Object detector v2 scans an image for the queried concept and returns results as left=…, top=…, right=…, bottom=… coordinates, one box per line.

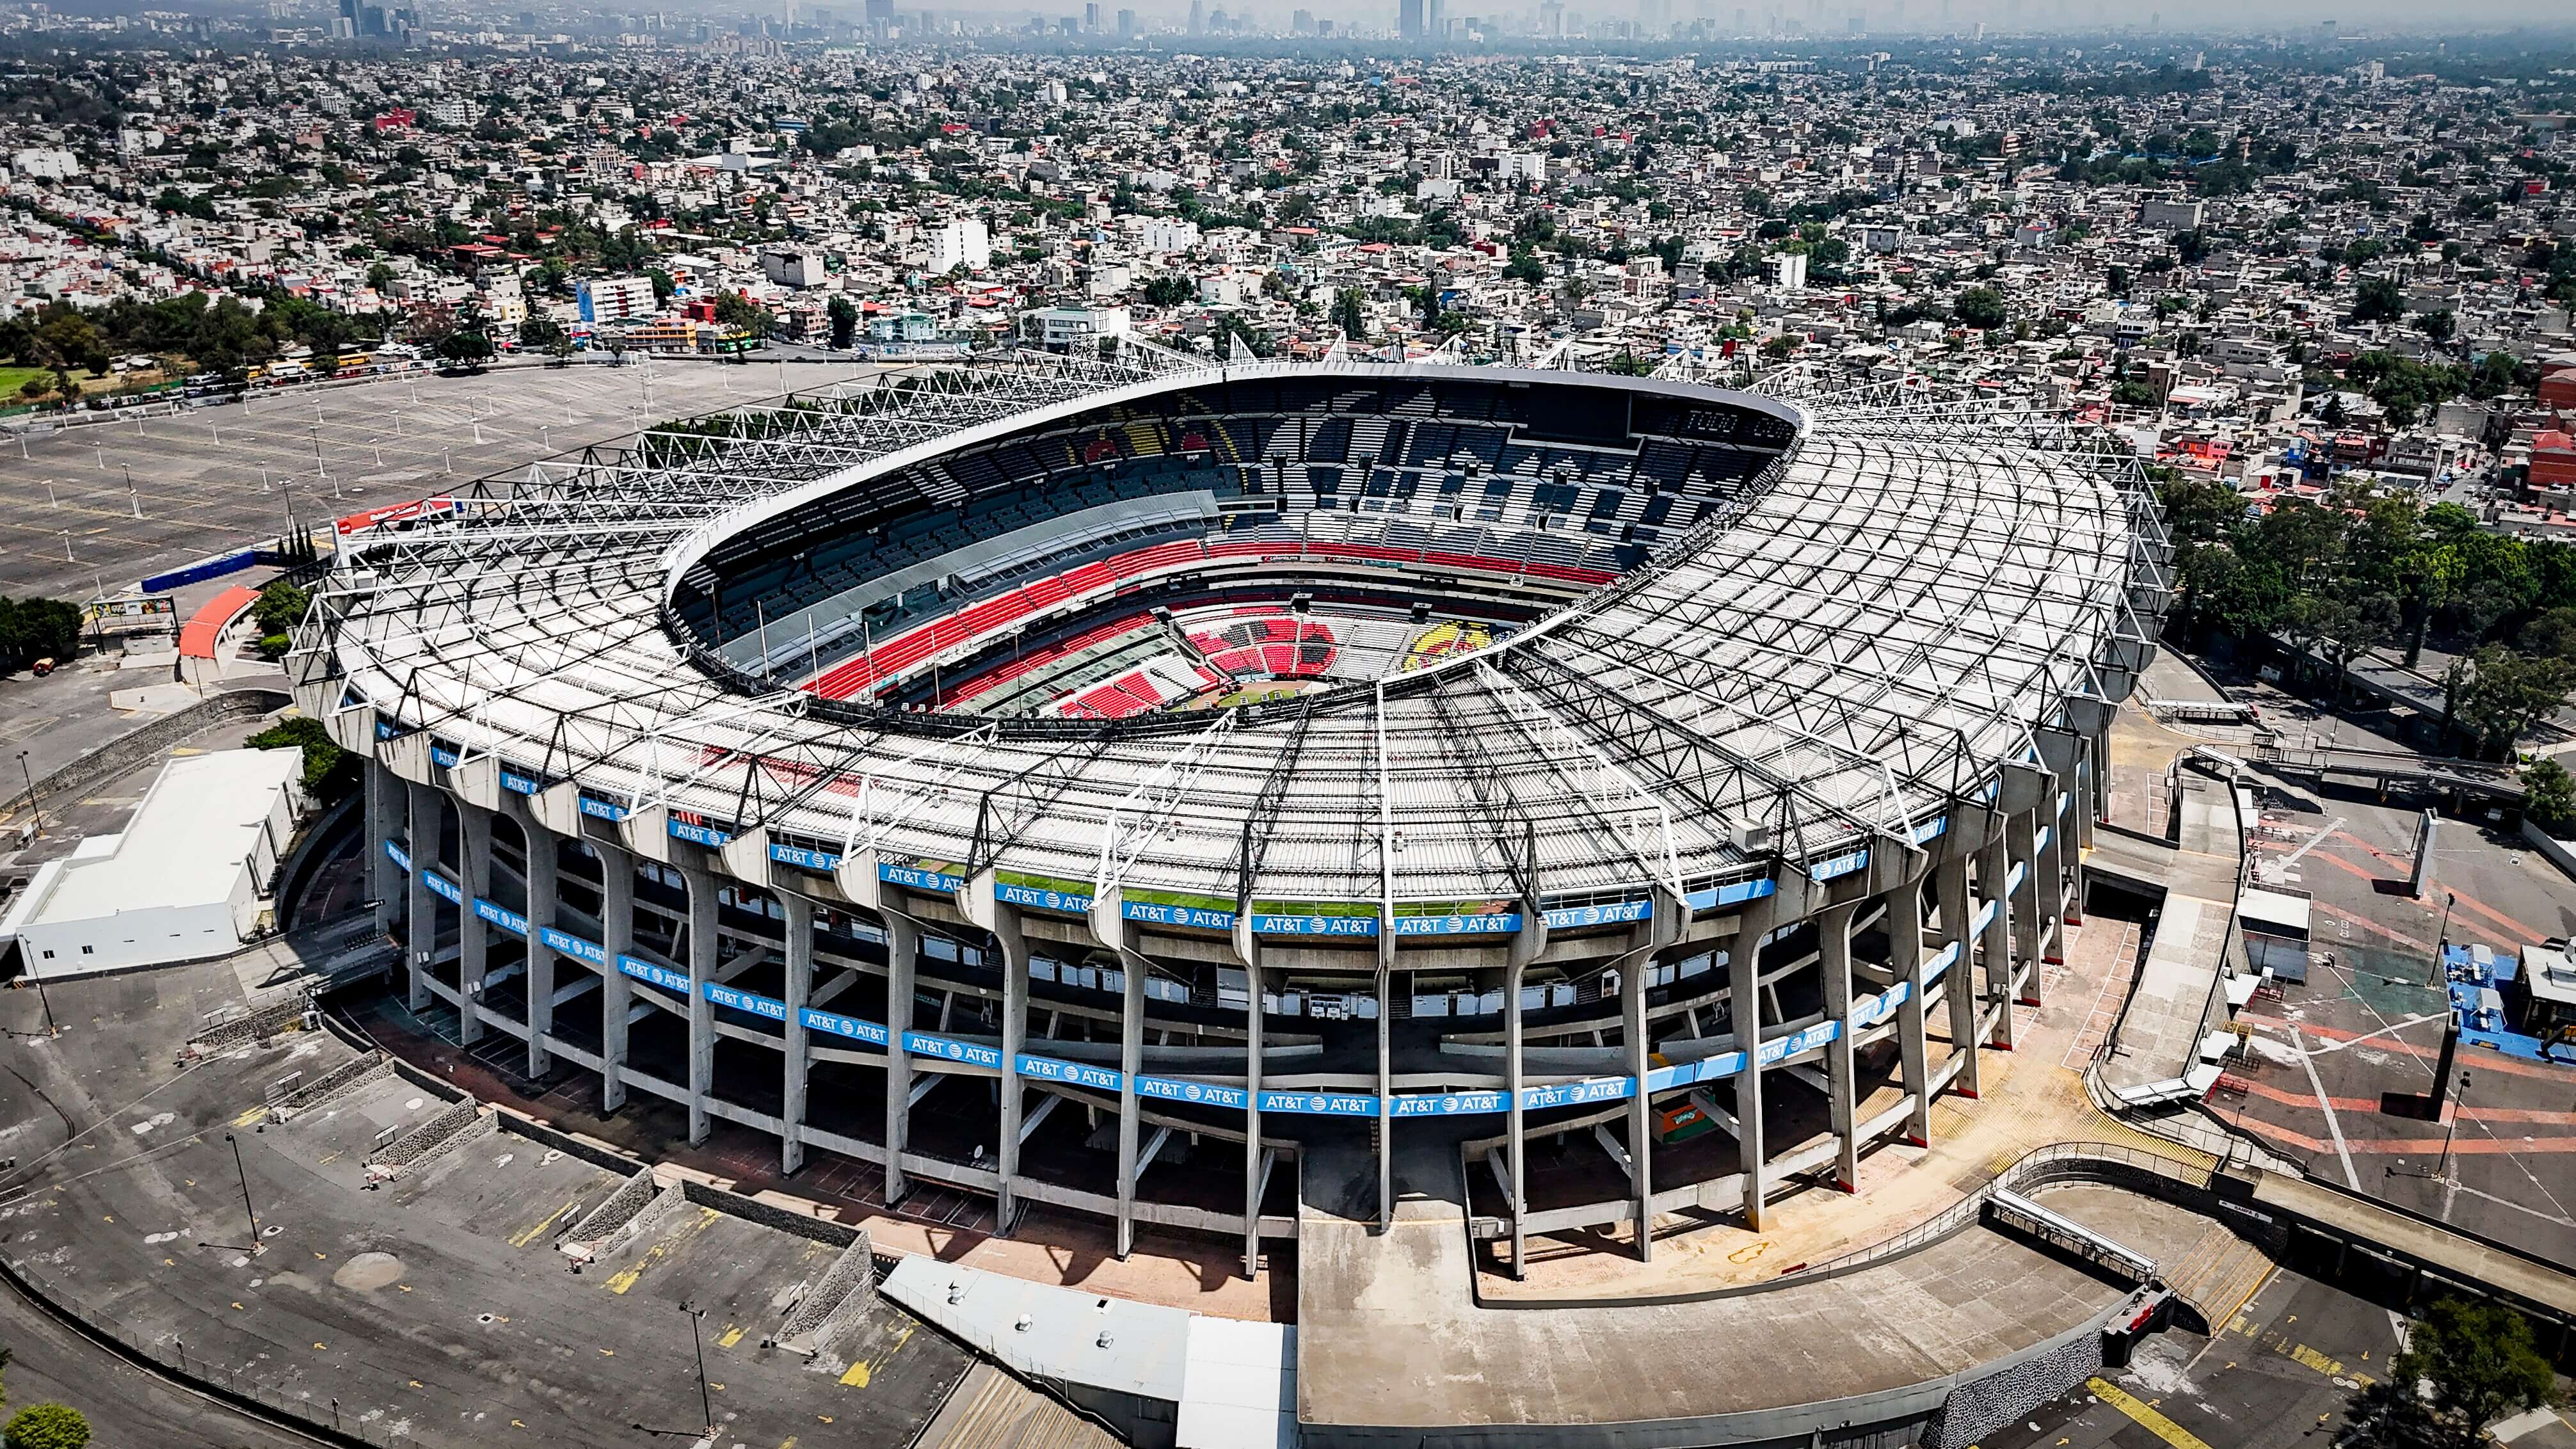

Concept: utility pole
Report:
left=2436, top=1070, right=2471, bottom=1190
left=196, top=1132, right=265, bottom=1254
left=2426, top=890, right=2457, bottom=985
left=16, top=750, right=41, bottom=837
left=630, top=1301, right=717, bottom=1441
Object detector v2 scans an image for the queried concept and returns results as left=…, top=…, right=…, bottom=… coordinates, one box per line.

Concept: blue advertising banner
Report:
left=1251, top=913, right=1378, bottom=939
left=1123, top=901, right=1236, bottom=931
left=1542, top=899, right=1650, bottom=930
left=879, top=862, right=964, bottom=893
left=801, top=1008, right=890, bottom=1046
left=668, top=817, right=733, bottom=848
left=1392, top=912, right=1521, bottom=938
left=997, top=881, right=1094, bottom=915
left=618, top=956, right=691, bottom=995
left=541, top=927, right=606, bottom=968
left=902, top=1030, right=1002, bottom=1069
left=1135, top=1075, right=1248, bottom=1110
left=769, top=842, right=841, bottom=872
left=1014, top=1053, right=1124, bottom=1093
left=705, top=981, right=789, bottom=1023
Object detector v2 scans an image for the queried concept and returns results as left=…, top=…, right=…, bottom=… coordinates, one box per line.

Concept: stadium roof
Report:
left=292, top=353, right=2168, bottom=920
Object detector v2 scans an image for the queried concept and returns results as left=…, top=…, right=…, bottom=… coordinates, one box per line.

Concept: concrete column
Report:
left=992, top=905, right=1030, bottom=1235
left=1729, top=894, right=1778, bottom=1229
left=883, top=911, right=918, bottom=1204
left=1976, top=836, right=2015, bottom=1051
left=1115, top=948, right=1146, bottom=1260
left=780, top=893, right=813, bottom=1176
left=2006, top=807, right=2042, bottom=1004
left=403, top=780, right=440, bottom=1013
left=1620, top=943, right=1653, bottom=1261
left=1818, top=902, right=1860, bottom=1192
left=520, top=812, right=558, bottom=1080
left=682, top=867, right=718, bottom=1147
left=598, top=841, right=636, bottom=1114
left=456, top=806, right=492, bottom=1046
left=1504, top=955, right=1528, bottom=1279
left=1375, top=965, right=1393, bottom=1233
left=365, top=759, right=401, bottom=940
left=1935, top=852, right=1979, bottom=1101
left=1242, top=958, right=1267, bottom=1281
left=1884, top=879, right=1931, bottom=1146
left=2038, top=808, right=2069, bottom=961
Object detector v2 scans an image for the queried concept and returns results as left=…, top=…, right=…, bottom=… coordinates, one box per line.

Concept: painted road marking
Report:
left=837, top=1361, right=870, bottom=1388
left=2086, top=1376, right=2212, bottom=1449
left=605, top=1208, right=718, bottom=1295
left=717, top=1324, right=746, bottom=1349
left=510, top=1198, right=581, bottom=1249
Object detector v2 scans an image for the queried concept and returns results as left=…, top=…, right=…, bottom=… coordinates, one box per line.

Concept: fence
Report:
left=0, top=1243, right=495, bottom=1446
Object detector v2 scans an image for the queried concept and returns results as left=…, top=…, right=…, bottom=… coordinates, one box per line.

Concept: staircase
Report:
left=918, top=1363, right=1123, bottom=1449
left=2159, top=1222, right=2276, bottom=1333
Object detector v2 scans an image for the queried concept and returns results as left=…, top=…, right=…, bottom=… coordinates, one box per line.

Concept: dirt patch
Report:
left=332, top=1251, right=403, bottom=1291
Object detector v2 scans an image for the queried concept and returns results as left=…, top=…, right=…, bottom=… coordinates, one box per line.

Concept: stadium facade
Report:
left=291, top=354, right=2169, bottom=1277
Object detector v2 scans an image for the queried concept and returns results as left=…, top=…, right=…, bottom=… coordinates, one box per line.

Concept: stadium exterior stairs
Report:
left=920, top=1361, right=1123, bottom=1449
left=2157, top=1221, right=2275, bottom=1333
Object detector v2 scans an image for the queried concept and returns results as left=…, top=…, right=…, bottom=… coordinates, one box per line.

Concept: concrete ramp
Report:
left=2100, top=767, right=2248, bottom=1103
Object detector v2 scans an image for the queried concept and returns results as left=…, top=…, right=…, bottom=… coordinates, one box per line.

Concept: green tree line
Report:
left=2161, top=475, right=2576, bottom=758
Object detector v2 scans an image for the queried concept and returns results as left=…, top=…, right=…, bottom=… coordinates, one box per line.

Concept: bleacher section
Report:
left=673, top=372, right=1795, bottom=703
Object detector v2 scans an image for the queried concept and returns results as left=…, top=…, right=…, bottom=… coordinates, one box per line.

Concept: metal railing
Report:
left=1781, top=1140, right=2214, bottom=1289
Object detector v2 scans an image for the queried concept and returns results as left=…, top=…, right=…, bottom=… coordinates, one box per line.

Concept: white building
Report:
left=578, top=275, right=659, bottom=324
left=3, top=749, right=306, bottom=979
left=760, top=246, right=828, bottom=289
left=1139, top=218, right=1202, bottom=255
left=1023, top=305, right=1131, bottom=351
left=1770, top=251, right=1809, bottom=292
left=8, top=148, right=80, bottom=180
left=932, top=218, right=991, bottom=275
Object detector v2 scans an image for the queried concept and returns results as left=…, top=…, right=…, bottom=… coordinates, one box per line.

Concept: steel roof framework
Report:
left=294, top=358, right=2159, bottom=918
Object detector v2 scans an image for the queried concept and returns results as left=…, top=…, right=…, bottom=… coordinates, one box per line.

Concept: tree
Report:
left=519, top=316, right=566, bottom=351
left=2353, top=275, right=2407, bottom=324
left=251, top=579, right=309, bottom=657
left=0, top=596, right=84, bottom=671
left=2, top=1403, right=90, bottom=1449
left=826, top=295, right=858, bottom=350
left=2526, top=759, right=2576, bottom=835
left=246, top=716, right=358, bottom=806
left=1140, top=275, right=1194, bottom=308
left=2518, top=607, right=2576, bottom=664
left=1953, top=286, right=2007, bottom=331
left=435, top=329, right=494, bottom=371
left=2418, top=309, right=2456, bottom=344
left=2340, top=1299, right=2553, bottom=1449
left=710, top=292, right=772, bottom=339
left=2447, top=647, right=2576, bottom=758
left=1332, top=287, right=1368, bottom=342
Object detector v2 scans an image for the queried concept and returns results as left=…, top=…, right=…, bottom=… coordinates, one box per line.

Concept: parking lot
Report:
left=0, top=356, right=867, bottom=601
left=0, top=956, right=972, bottom=1449
left=2140, top=655, right=2576, bottom=1266
left=1981, top=1261, right=2576, bottom=1449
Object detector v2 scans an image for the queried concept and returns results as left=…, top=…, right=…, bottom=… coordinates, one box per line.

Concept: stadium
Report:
left=289, top=350, right=2169, bottom=1280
